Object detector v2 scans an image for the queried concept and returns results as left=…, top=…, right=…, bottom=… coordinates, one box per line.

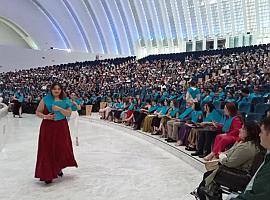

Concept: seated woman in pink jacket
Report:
left=203, top=102, right=243, bottom=161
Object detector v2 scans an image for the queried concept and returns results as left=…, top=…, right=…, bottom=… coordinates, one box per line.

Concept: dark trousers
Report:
left=135, top=112, right=147, bottom=129
left=197, top=171, right=214, bottom=200
left=133, top=111, right=140, bottom=122
left=197, top=130, right=218, bottom=154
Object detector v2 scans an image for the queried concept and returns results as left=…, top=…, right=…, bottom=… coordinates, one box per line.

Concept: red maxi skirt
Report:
left=35, top=118, right=78, bottom=181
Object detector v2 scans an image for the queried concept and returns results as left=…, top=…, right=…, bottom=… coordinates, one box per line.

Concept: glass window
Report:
left=233, top=0, right=245, bottom=33
left=210, top=2, right=221, bottom=35
left=187, top=0, right=198, bottom=37
left=199, top=0, right=209, bottom=36
left=176, top=0, right=188, bottom=39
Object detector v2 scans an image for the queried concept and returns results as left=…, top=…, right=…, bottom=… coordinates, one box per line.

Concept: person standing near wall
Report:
left=13, top=88, right=24, bottom=118
left=69, top=92, right=82, bottom=146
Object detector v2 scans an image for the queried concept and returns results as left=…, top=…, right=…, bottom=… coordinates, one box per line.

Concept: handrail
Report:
left=0, top=103, right=8, bottom=152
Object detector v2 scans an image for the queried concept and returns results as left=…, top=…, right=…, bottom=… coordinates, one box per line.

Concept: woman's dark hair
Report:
left=261, top=116, right=270, bottom=133
left=225, top=102, right=238, bottom=117
left=159, top=100, right=165, bottom=106
left=190, top=81, right=196, bottom=87
left=204, top=102, right=215, bottom=113
left=50, top=82, right=66, bottom=99
left=243, top=121, right=261, bottom=147
left=193, top=102, right=201, bottom=111
left=241, top=88, right=250, bottom=95
left=146, top=99, right=151, bottom=104
left=171, top=100, right=177, bottom=107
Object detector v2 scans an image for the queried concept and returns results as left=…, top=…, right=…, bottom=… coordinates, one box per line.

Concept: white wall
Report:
left=0, top=103, right=8, bottom=152
left=0, top=45, right=128, bottom=72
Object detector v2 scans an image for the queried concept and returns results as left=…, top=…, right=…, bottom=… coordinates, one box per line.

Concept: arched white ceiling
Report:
left=0, top=0, right=269, bottom=55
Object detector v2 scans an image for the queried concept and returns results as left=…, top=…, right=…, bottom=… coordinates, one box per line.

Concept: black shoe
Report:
left=58, top=171, right=64, bottom=177
left=166, top=138, right=176, bottom=143
left=199, top=153, right=209, bottom=158
left=191, top=151, right=203, bottom=156
left=45, top=180, right=52, bottom=184
left=185, top=146, right=197, bottom=151
left=133, top=126, right=139, bottom=130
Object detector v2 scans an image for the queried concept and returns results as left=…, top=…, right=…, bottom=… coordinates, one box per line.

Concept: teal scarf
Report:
left=188, top=87, right=200, bottom=99
left=204, top=110, right=222, bottom=123
left=179, top=107, right=193, bottom=120
left=160, top=106, right=169, bottom=115
left=221, top=116, right=235, bottom=132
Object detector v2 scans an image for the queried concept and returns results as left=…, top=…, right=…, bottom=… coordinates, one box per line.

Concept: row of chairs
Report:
left=215, top=103, right=270, bottom=122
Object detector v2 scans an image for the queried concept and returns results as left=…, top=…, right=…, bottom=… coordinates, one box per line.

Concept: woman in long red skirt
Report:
left=35, top=82, right=78, bottom=184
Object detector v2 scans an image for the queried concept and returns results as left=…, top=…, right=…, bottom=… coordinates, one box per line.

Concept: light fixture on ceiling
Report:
left=50, top=47, right=71, bottom=53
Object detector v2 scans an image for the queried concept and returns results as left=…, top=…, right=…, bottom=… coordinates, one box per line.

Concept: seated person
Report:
left=99, top=97, right=113, bottom=119
left=166, top=105, right=193, bottom=143
left=187, top=102, right=222, bottom=153
left=176, top=102, right=203, bottom=146
left=229, top=117, right=270, bottom=200
left=194, top=121, right=261, bottom=200
left=160, top=100, right=180, bottom=138
left=123, top=98, right=137, bottom=125
left=142, top=101, right=161, bottom=132
left=133, top=99, right=154, bottom=130
left=151, top=100, right=170, bottom=135
left=204, top=102, right=243, bottom=161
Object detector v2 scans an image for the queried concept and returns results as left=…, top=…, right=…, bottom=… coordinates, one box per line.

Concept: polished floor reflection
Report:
left=0, top=114, right=201, bottom=200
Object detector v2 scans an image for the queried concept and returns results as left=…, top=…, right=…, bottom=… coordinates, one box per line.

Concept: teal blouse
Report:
left=160, top=106, right=169, bottom=115
left=43, top=94, right=71, bottom=121
left=191, top=111, right=203, bottom=123
left=169, top=108, right=179, bottom=118
left=15, top=92, right=24, bottom=103
left=204, top=110, right=222, bottom=122
left=71, top=99, right=82, bottom=111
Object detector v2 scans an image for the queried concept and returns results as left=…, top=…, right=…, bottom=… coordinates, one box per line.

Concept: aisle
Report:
left=0, top=114, right=201, bottom=200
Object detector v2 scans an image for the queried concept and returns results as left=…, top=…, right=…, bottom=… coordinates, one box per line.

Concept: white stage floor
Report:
left=0, top=114, right=201, bottom=200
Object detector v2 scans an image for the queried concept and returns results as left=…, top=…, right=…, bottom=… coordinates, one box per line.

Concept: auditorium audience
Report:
left=1, top=42, right=270, bottom=200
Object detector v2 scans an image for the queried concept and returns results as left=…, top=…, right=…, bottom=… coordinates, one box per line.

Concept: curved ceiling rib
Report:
left=0, top=16, right=38, bottom=49
left=115, top=0, right=134, bottom=54
left=62, top=0, right=91, bottom=52
left=141, top=0, right=157, bottom=47
left=128, top=0, right=145, bottom=46
left=31, top=0, right=70, bottom=49
left=100, top=0, right=122, bottom=54
left=82, top=0, right=108, bottom=53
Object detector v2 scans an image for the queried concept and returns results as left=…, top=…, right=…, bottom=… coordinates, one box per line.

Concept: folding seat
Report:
left=238, top=102, right=252, bottom=113
left=245, top=113, right=265, bottom=122
left=254, top=103, right=270, bottom=114
left=251, top=97, right=265, bottom=105
left=213, top=101, right=223, bottom=109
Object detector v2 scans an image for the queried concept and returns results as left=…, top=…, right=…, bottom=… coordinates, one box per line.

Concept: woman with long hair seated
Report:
left=151, top=99, right=170, bottom=135
left=186, top=102, right=222, bottom=152
left=203, top=102, right=243, bottom=161
left=123, top=98, right=136, bottom=125
left=194, top=121, right=261, bottom=200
